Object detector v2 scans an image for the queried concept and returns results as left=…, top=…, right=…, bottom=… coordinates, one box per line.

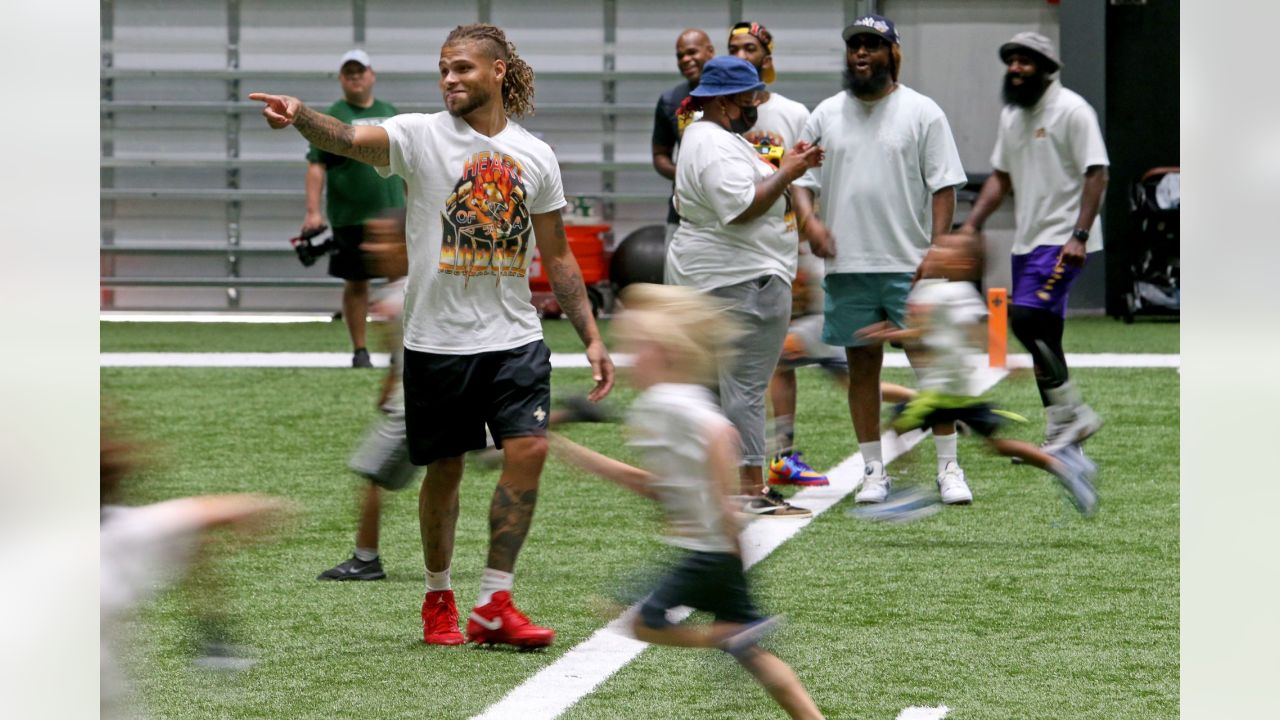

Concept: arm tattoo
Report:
left=486, top=485, right=539, bottom=572
left=294, top=105, right=389, bottom=167
left=545, top=214, right=596, bottom=343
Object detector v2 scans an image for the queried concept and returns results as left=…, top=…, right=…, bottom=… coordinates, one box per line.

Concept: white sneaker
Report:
left=855, top=461, right=891, bottom=504
left=936, top=462, right=973, bottom=504
left=1043, top=404, right=1104, bottom=453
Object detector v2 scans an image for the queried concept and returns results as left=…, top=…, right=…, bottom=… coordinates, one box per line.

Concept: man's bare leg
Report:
left=420, top=456, right=463, bottom=573
left=769, top=368, right=798, bottom=455
left=846, top=345, right=884, bottom=444
left=486, top=435, right=547, bottom=572
left=342, top=279, right=370, bottom=353
left=354, top=482, right=382, bottom=552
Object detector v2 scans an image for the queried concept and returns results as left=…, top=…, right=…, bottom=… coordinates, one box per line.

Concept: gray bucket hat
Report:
left=999, top=32, right=1061, bottom=72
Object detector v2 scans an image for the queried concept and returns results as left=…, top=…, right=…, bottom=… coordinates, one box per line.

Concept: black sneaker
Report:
left=352, top=348, right=373, bottom=368
left=742, top=488, right=812, bottom=518
left=317, top=555, right=386, bottom=581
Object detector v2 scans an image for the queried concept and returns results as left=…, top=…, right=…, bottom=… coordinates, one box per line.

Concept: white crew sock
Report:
left=425, top=567, right=451, bottom=593
left=861, top=440, right=882, bottom=467
left=934, top=433, right=958, bottom=474
left=477, top=568, right=514, bottom=607
left=354, top=547, right=378, bottom=562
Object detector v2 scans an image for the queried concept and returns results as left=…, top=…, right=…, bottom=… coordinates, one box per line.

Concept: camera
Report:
left=290, top=224, right=335, bottom=267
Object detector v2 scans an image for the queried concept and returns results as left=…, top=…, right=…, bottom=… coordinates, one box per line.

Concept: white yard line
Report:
left=896, top=706, right=951, bottom=720
left=469, top=366, right=1007, bottom=720
left=100, top=311, right=334, bottom=323
left=100, top=351, right=1179, bottom=369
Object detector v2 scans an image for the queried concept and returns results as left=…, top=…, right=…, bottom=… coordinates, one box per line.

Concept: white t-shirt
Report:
left=666, top=121, right=796, bottom=290
left=743, top=92, right=810, bottom=236
left=375, top=112, right=567, bottom=354
left=908, top=279, right=988, bottom=396
left=627, top=383, right=736, bottom=554
left=796, top=85, right=967, bottom=273
left=991, top=81, right=1110, bottom=255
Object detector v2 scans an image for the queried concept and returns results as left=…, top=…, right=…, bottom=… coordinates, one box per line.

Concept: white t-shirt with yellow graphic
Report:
left=742, top=92, right=810, bottom=235
left=376, top=112, right=566, bottom=354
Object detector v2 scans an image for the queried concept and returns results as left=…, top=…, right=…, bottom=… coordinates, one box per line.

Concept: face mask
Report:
left=727, top=102, right=758, bottom=134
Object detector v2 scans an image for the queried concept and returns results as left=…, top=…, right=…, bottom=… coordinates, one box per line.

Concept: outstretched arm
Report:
left=548, top=433, right=656, bottom=499
left=248, top=92, right=390, bottom=167
left=531, top=210, right=615, bottom=401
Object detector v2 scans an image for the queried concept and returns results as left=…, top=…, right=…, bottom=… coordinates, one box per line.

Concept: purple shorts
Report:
left=1011, top=245, right=1086, bottom=318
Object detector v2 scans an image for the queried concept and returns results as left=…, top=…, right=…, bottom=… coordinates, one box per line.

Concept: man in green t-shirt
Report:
left=303, top=49, right=406, bottom=367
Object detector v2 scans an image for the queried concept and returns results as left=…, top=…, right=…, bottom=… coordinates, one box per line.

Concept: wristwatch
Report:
left=1071, top=228, right=1090, bottom=242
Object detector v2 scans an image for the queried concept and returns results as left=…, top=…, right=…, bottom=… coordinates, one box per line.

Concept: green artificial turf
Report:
left=100, top=314, right=1173, bottom=355
left=102, top=361, right=1178, bottom=720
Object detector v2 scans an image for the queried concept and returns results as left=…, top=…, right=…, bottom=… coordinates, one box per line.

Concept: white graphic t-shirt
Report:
left=742, top=92, right=810, bottom=235
left=376, top=113, right=567, bottom=354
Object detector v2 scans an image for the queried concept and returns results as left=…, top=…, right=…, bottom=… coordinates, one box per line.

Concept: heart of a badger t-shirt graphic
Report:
left=439, top=151, right=533, bottom=286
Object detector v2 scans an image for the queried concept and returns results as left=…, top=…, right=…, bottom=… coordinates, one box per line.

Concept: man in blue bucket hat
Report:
left=666, top=55, right=826, bottom=518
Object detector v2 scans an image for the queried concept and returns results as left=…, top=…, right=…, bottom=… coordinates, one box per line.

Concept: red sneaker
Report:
left=466, top=591, right=555, bottom=648
left=421, top=590, right=465, bottom=645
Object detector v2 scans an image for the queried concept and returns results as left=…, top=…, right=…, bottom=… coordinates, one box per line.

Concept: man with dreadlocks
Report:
left=250, top=23, right=615, bottom=650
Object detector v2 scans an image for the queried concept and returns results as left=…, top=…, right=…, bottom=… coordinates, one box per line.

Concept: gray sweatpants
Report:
left=709, top=274, right=792, bottom=467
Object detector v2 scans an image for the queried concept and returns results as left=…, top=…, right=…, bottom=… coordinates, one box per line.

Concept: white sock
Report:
left=477, top=568, right=514, bottom=607
left=934, top=433, right=958, bottom=474
left=425, top=567, right=451, bottom=593
left=354, top=547, right=378, bottom=562
left=861, top=441, right=882, bottom=468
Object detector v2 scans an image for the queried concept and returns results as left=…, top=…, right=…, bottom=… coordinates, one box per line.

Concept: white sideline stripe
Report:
left=469, top=367, right=1006, bottom=720
left=896, top=706, right=951, bottom=720
left=100, top=311, right=333, bottom=323
left=99, top=351, right=1179, bottom=369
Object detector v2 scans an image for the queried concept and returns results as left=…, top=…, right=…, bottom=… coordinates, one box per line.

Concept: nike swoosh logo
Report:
left=469, top=612, right=503, bottom=631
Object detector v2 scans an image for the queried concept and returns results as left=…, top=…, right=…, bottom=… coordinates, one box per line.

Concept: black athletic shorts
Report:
left=328, top=225, right=373, bottom=281
left=639, top=551, right=763, bottom=630
left=402, top=340, right=552, bottom=466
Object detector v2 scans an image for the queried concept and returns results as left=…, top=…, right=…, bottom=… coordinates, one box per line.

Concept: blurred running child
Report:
left=551, top=283, right=825, bottom=720
left=853, top=234, right=1098, bottom=517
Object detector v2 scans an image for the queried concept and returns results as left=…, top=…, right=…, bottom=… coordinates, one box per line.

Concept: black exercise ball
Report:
left=610, top=224, right=667, bottom=292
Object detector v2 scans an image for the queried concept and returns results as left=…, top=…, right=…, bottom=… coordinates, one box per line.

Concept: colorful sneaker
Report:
left=422, top=590, right=465, bottom=645
left=317, top=555, right=386, bottom=581
left=767, top=452, right=830, bottom=486
left=466, top=591, right=555, bottom=649
left=742, top=488, right=813, bottom=518
left=854, top=461, right=891, bottom=504
left=936, top=462, right=973, bottom=505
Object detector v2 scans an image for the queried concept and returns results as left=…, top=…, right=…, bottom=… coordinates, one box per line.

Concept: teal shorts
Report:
left=822, top=272, right=914, bottom=347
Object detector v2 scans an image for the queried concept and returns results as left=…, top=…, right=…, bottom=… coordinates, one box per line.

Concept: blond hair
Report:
left=444, top=24, right=536, bottom=118
left=615, top=284, right=741, bottom=384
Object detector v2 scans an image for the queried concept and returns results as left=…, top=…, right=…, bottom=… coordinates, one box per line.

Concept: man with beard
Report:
left=250, top=23, right=615, bottom=649
left=653, top=29, right=715, bottom=247
left=791, top=15, right=971, bottom=506
left=959, top=32, right=1108, bottom=453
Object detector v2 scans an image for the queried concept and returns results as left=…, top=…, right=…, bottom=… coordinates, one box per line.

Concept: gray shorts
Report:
left=349, top=410, right=418, bottom=490
left=709, top=274, right=791, bottom=467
